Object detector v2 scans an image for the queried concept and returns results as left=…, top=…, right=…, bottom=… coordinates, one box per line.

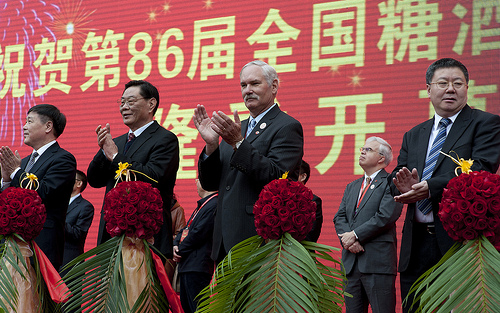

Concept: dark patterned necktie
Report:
left=124, top=133, right=136, bottom=154
left=25, top=151, right=39, bottom=172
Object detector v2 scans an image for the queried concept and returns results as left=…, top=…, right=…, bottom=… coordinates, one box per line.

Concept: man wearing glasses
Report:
left=334, top=137, right=403, bottom=313
left=391, top=58, right=500, bottom=313
left=87, top=80, right=179, bottom=259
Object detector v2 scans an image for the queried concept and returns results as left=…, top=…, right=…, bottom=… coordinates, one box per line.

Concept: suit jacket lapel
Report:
left=348, top=177, right=363, bottom=218
left=124, top=122, right=159, bottom=156
left=435, top=105, right=472, bottom=170
left=245, top=105, right=281, bottom=144
left=355, top=170, right=388, bottom=215
left=417, top=119, right=434, bottom=173
left=28, top=142, right=59, bottom=174
left=67, top=195, right=81, bottom=215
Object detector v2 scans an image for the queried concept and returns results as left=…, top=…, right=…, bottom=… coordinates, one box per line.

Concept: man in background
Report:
left=298, top=160, right=323, bottom=242
left=61, top=170, right=94, bottom=270
left=335, top=137, right=403, bottom=313
left=173, top=178, right=217, bottom=313
left=88, top=80, right=179, bottom=259
left=193, top=60, right=303, bottom=263
left=391, top=58, right=500, bottom=312
left=0, top=104, right=76, bottom=271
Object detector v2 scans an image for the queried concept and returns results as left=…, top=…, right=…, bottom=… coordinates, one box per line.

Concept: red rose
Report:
left=476, top=219, right=488, bottom=230
left=469, top=198, right=488, bottom=217
left=461, top=228, right=478, bottom=241
left=460, top=187, right=476, bottom=201
left=127, top=193, right=140, bottom=205
left=9, top=200, right=22, bottom=210
left=456, top=200, right=470, bottom=214
left=488, top=196, right=500, bottom=214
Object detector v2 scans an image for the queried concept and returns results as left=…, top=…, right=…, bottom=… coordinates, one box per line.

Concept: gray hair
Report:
left=240, top=60, right=279, bottom=87
left=366, top=136, right=393, bottom=166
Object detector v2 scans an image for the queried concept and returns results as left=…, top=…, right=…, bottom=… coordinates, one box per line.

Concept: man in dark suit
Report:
left=62, top=170, right=94, bottom=270
left=0, top=104, right=77, bottom=271
left=391, top=58, right=500, bottom=313
left=193, top=60, right=303, bottom=262
left=173, top=178, right=218, bottom=313
left=298, top=160, right=323, bottom=243
left=87, top=80, right=179, bottom=259
left=334, top=137, right=403, bottom=313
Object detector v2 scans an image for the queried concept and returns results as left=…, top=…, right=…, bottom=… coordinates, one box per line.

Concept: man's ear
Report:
left=148, top=98, right=157, bottom=114
left=45, top=121, right=54, bottom=134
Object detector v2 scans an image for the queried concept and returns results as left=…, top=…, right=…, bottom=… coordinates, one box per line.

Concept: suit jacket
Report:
left=62, top=195, right=95, bottom=267
left=334, top=169, right=403, bottom=275
left=199, top=105, right=303, bottom=260
left=12, top=142, right=76, bottom=271
left=87, top=121, right=179, bottom=259
left=392, top=105, right=500, bottom=272
left=173, top=193, right=218, bottom=274
left=304, top=194, right=323, bottom=242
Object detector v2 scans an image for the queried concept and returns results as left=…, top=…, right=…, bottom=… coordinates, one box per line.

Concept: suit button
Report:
left=226, top=185, right=230, bottom=191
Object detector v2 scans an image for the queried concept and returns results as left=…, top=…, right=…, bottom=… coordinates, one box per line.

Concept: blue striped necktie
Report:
left=246, top=119, right=256, bottom=138
left=417, top=118, right=452, bottom=215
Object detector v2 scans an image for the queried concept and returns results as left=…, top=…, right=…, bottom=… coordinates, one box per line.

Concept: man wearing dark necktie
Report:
left=87, top=80, right=179, bottom=259
left=193, top=60, right=303, bottom=263
left=334, top=137, right=403, bottom=313
left=0, top=104, right=77, bottom=271
left=391, top=58, right=500, bottom=313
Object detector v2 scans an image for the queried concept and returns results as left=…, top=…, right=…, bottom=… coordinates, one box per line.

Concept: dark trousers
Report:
left=344, top=259, right=396, bottom=313
left=179, top=272, right=212, bottom=313
left=400, top=223, right=441, bottom=313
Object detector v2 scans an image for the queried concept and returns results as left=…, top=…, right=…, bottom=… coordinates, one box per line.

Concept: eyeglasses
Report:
left=360, top=147, right=383, bottom=155
left=117, top=97, right=145, bottom=106
left=429, top=81, right=467, bottom=90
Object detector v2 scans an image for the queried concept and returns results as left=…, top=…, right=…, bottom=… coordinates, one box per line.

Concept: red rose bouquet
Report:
left=62, top=165, right=182, bottom=313
left=253, top=177, right=316, bottom=241
left=439, top=170, right=500, bottom=249
left=103, top=180, right=163, bottom=239
left=0, top=187, right=46, bottom=241
left=409, top=155, right=500, bottom=313
left=197, top=176, right=346, bottom=313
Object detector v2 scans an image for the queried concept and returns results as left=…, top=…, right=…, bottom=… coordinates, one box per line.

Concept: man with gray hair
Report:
left=193, top=60, right=303, bottom=262
left=334, top=137, right=403, bottom=313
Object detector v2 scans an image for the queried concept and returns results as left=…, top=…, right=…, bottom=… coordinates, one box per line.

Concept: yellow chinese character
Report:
left=0, top=44, right=26, bottom=99
left=315, top=94, right=385, bottom=175
left=247, top=8, right=300, bottom=73
left=33, top=38, right=73, bottom=96
left=80, top=30, right=125, bottom=92
left=311, top=0, right=365, bottom=72
left=472, top=0, right=500, bottom=55
left=188, top=16, right=235, bottom=81
left=156, top=104, right=199, bottom=179
left=378, top=0, right=442, bottom=64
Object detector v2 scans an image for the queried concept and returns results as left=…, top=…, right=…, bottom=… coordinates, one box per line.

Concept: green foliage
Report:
left=196, top=233, right=347, bottom=313
left=409, top=235, right=500, bottom=313
left=61, top=235, right=170, bottom=313
left=0, top=235, right=59, bottom=313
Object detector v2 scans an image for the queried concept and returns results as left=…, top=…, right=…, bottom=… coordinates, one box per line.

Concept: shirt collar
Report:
left=433, top=110, right=460, bottom=130
left=249, top=103, right=276, bottom=125
left=129, top=121, right=154, bottom=137
left=33, top=140, right=57, bottom=157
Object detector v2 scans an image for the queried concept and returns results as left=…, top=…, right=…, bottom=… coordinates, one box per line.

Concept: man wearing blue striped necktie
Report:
left=391, top=58, right=500, bottom=313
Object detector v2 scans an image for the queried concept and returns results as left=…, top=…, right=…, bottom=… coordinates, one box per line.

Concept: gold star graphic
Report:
left=204, top=0, right=214, bottom=9
left=155, top=30, right=164, bottom=41
left=348, top=71, right=364, bottom=87
left=147, top=9, right=158, bottom=22
left=162, top=1, right=171, bottom=13
left=327, top=65, right=340, bottom=76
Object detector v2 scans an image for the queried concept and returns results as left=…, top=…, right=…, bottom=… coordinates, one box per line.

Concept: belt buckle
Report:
left=426, top=224, right=436, bottom=235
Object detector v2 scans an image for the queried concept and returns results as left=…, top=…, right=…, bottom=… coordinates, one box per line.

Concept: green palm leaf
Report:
left=61, top=235, right=171, bottom=313
left=409, top=235, right=500, bottom=313
left=196, top=233, right=347, bottom=313
left=0, top=235, right=59, bottom=313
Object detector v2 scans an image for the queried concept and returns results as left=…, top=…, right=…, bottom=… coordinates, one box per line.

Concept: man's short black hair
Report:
left=27, top=104, right=66, bottom=138
left=124, top=80, right=160, bottom=115
left=76, top=169, right=88, bottom=193
left=426, top=58, right=469, bottom=84
left=299, top=160, right=311, bottom=184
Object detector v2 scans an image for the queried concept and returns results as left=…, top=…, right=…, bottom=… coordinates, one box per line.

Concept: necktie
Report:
left=246, top=119, right=257, bottom=138
left=417, top=118, right=452, bottom=215
left=356, top=177, right=371, bottom=212
left=124, top=133, right=136, bottom=154
left=25, top=151, right=39, bottom=172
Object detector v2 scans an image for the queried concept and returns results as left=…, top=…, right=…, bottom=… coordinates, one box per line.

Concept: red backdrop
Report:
left=1, top=1, right=499, bottom=311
